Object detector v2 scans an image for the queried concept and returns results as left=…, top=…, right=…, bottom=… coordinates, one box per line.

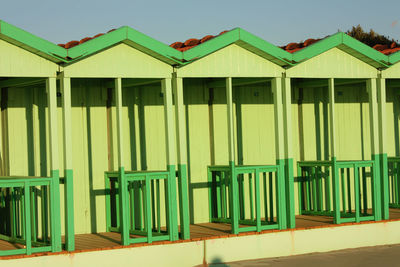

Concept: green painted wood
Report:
left=46, top=77, right=62, bottom=252
left=178, top=44, right=284, bottom=78
left=172, top=76, right=190, bottom=239
left=162, top=78, right=179, bottom=241
left=0, top=20, right=66, bottom=62
left=287, top=48, right=379, bottom=78
left=64, top=43, right=174, bottom=78
left=60, top=76, right=75, bottom=251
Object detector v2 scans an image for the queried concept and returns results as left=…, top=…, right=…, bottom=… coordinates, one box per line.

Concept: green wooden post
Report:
left=145, top=177, right=152, bottom=243
left=115, top=78, right=129, bottom=245
left=162, top=78, right=179, bottom=241
left=104, top=173, right=111, bottom=231
left=254, top=169, right=261, bottom=232
left=354, top=166, right=360, bottom=222
left=282, top=77, right=295, bottom=228
left=172, top=76, right=190, bottom=239
left=328, top=78, right=341, bottom=224
left=377, top=77, right=389, bottom=219
left=272, top=77, right=287, bottom=229
left=24, top=182, right=32, bottom=255
left=46, top=77, right=62, bottom=252
left=60, top=76, right=75, bottom=251
left=226, top=77, right=239, bottom=234
left=367, top=78, right=382, bottom=221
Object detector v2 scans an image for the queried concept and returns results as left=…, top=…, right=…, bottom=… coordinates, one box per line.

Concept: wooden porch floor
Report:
left=2, top=209, right=400, bottom=253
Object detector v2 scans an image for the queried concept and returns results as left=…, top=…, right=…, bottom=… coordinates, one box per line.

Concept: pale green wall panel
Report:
left=183, top=79, right=212, bottom=223
left=0, top=39, right=58, bottom=77
left=177, top=44, right=283, bottom=78
left=234, top=84, right=276, bottom=166
left=286, top=48, right=378, bottom=79
left=386, top=87, right=400, bottom=157
left=335, top=85, right=371, bottom=160
left=63, top=44, right=173, bottom=78
left=290, top=83, right=375, bottom=213
left=382, top=62, right=400, bottom=79
left=182, top=79, right=278, bottom=223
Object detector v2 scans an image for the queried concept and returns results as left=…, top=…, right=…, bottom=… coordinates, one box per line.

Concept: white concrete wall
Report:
left=2, top=220, right=400, bottom=267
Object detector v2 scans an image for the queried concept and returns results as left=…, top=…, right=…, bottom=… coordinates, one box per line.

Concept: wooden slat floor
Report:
left=1, top=209, right=400, bottom=253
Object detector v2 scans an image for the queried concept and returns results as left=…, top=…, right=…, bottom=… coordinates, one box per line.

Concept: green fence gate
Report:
left=297, top=160, right=378, bottom=224
left=105, top=170, right=180, bottom=244
left=208, top=164, right=285, bottom=234
left=0, top=176, right=60, bottom=256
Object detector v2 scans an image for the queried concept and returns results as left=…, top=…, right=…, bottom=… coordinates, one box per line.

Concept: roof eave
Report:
left=0, top=20, right=68, bottom=63
left=65, top=26, right=183, bottom=66
left=291, top=32, right=389, bottom=69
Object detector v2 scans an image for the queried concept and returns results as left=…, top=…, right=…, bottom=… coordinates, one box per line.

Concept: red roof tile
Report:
left=58, top=30, right=111, bottom=49
left=281, top=34, right=399, bottom=55
left=184, top=38, right=200, bottom=47
left=201, top=35, right=214, bottom=43
left=169, top=30, right=229, bottom=52
left=64, top=40, right=80, bottom=49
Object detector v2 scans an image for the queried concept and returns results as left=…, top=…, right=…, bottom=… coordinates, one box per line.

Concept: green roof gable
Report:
left=181, top=28, right=293, bottom=67
left=291, top=32, right=389, bottom=69
left=0, top=20, right=67, bottom=63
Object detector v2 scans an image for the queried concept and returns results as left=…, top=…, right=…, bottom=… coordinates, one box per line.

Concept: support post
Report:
left=46, top=77, right=61, bottom=252
left=162, top=78, right=179, bottom=241
left=282, top=76, right=295, bottom=228
left=115, top=78, right=129, bottom=245
left=172, top=75, right=190, bottom=239
left=377, top=77, right=389, bottom=219
left=328, top=78, right=340, bottom=224
left=60, top=76, right=75, bottom=251
left=272, top=77, right=287, bottom=229
left=367, top=78, right=382, bottom=221
left=226, top=77, right=239, bottom=234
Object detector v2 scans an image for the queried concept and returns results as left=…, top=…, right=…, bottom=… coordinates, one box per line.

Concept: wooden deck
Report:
left=2, top=209, right=400, bottom=254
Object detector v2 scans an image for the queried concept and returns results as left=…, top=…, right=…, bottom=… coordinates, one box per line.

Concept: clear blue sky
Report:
left=1, top=0, right=400, bottom=46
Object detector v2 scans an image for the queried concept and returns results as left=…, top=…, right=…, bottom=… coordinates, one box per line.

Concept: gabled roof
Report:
left=0, top=20, right=67, bottom=63
left=179, top=28, right=293, bottom=67
left=0, top=20, right=183, bottom=66
left=290, top=32, right=389, bottom=69
left=65, top=26, right=183, bottom=65
left=1, top=20, right=397, bottom=73
left=388, top=51, right=400, bottom=65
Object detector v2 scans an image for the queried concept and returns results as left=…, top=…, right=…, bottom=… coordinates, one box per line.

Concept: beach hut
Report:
left=0, top=21, right=67, bottom=255
left=175, top=28, right=295, bottom=234
left=285, top=32, right=388, bottom=224
left=60, top=27, right=189, bottom=246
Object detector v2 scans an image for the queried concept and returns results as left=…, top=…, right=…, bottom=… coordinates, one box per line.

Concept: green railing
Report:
left=388, top=157, right=400, bottom=208
left=208, top=164, right=284, bottom=233
left=105, top=170, right=176, bottom=244
left=0, top=176, right=60, bottom=256
left=297, top=160, right=378, bottom=223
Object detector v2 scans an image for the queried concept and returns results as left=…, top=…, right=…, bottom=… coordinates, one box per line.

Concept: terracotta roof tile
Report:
left=170, top=42, right=184, bottom=49
left=170, top=30, right=229, bottom=52
left=79, top=37, right=92, bottom=44
left=64, top=40, right=80, bottom=49
left=372, top=44, right=388, bottom=51
left=200, top=35, right=214, bottom=43
left=60, top=30, right=112, bottom=49
left=303, top=38, right=319, bottom=47
left=184, top=38, right=200, bottom=47
left=282, top=34, right=399, bottom=55
left=381, top=47, right=400, bottom=55
left=177, top=45, right=195, bottom=52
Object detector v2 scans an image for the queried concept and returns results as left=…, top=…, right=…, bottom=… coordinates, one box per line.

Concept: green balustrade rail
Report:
left=0, top=176, right=60, bottom=256
left=105, top=170, right=176, bottom=244
left=208, top=164, right=285, bottom=234
left=297, top=160, right=378, bottom=223
left=388, top=157, right=400, bottom=208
